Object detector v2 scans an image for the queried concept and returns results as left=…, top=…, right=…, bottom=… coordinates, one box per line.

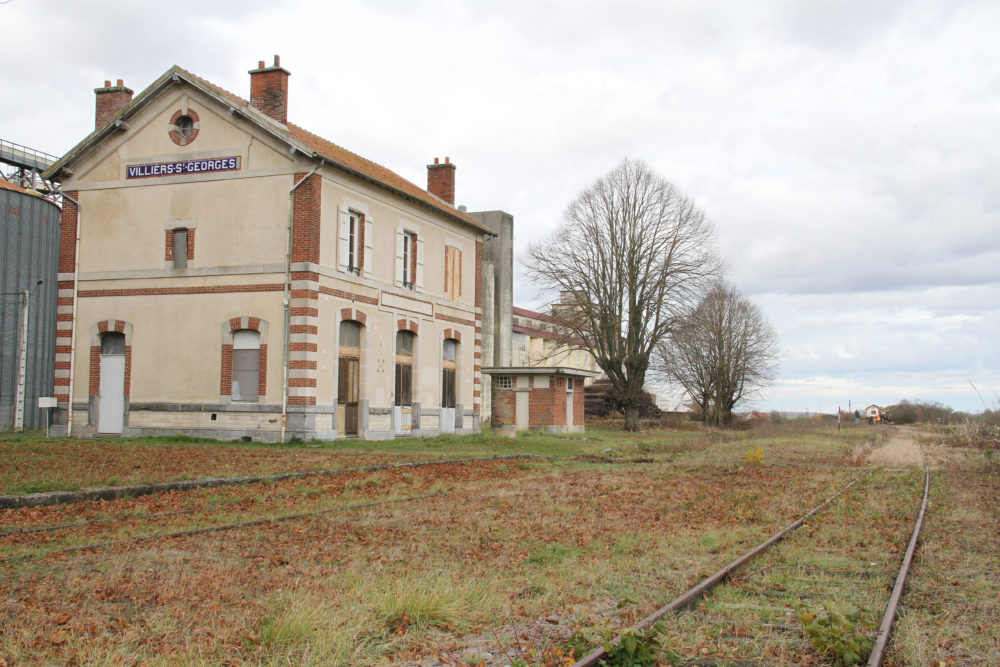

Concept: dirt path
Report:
left=866, top=426, right=925, bottom=467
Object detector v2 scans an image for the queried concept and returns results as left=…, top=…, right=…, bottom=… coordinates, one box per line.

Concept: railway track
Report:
left=2, top=440, right=930, bottom=665
left=571, top=457, right=929, bottom=666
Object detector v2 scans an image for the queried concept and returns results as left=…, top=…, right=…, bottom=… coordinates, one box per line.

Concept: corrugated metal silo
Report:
left=1, top=180, right=60, bottom=431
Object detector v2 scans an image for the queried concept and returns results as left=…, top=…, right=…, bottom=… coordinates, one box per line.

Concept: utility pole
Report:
left=13, top=288, right=29, bottom=431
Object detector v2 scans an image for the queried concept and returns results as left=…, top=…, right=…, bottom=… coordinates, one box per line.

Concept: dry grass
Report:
left=3, top=422, right=988, bottom=665
left=887, top=445, right=1000, bottom=666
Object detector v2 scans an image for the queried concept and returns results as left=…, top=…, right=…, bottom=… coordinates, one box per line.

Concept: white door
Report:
left=515, top=391, right=529, bottom=431
left=98, top=354, right=125, bottom=434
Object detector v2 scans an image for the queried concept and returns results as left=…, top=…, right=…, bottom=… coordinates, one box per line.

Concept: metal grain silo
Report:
left=1, top=180, right=60, bottom=431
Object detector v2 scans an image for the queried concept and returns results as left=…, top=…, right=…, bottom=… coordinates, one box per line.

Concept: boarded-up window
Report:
left=232, top=330, right=260, bottom=402
left=395, top=331, right=414, bottom=406
left=338, top=356, right=360, bottom=403
left=442, top=339, right=457, bottom=408
left=444, top=246, right=462, bottom=302
left=172, top=228, right=188, bottom=269
left=338, top=321, right=362, bottom=435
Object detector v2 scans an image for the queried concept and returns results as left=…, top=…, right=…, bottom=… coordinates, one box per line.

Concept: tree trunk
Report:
left=624, top=403, right=641, bottom=431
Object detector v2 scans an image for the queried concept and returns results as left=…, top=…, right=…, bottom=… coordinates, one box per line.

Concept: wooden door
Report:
left=338, top=356, right=359, bottom=435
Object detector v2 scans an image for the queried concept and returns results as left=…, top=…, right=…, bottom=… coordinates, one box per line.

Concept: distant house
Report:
left=865, top=404, right=881, bottom=419
left=511, top=306, right=601, bottom=378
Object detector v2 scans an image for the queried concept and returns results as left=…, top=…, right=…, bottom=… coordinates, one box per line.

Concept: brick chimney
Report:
left=427, top=157, right=456, bottom=205
left=249, top=55, right=291, bottom=124
left=95, top=79, right=133, bottom=129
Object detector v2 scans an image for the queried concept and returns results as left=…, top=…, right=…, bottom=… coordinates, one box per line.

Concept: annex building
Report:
left=45, top=57, right=495, bottom=441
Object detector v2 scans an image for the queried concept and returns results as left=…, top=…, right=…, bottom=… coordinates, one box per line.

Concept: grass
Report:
left=0, top=425, right=697, bottom=495
left=887, top=440, right=1000, bottom=666
left=7, top=421, right=979, bottom=665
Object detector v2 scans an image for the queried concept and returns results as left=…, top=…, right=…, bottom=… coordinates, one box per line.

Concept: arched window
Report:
left=395, top=331, right=414, bottom=406
left=232, top=330, right=261, bottom=402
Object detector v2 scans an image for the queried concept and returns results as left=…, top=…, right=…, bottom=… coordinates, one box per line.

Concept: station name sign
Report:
left=126, top=156, right=241, bottom=179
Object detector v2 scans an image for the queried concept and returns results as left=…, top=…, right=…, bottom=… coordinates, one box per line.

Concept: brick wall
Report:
left=529, top=377, right=568, bottom=427
left=494, top=389, right=515, bottom=426
left=291, top=173, right=321, bottom=263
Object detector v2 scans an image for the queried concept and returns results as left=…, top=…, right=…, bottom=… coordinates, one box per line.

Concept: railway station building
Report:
left=45, top=57, right=496, bottom=441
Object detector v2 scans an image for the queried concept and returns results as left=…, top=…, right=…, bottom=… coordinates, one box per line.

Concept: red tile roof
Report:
left=0, top=179, right=28, bottom=194
left=181, top=67, right=494, bottom=234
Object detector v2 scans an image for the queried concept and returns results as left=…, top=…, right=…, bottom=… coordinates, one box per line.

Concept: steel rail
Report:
left=866, top=452, right=930, bottom=666
left=2, top=492, right=442, bottom=563
left=0, top=509, right=193, bottom=538
left=572, top=469, right=873, bottom=667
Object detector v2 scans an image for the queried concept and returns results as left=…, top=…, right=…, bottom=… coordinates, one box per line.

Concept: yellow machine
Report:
left=872, top=409, right=892, bottom=424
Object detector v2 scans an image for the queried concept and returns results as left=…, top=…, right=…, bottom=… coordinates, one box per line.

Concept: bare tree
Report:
left=526, top=159, right=719, bottom=431
left=658, top=281, right=778, bottom=425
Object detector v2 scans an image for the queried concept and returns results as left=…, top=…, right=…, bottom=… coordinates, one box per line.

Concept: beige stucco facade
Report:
left=48, top=62, right=490, bottom=441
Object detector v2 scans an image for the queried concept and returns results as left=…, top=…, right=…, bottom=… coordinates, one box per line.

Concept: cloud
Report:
left=3, top=0, right=998, bottom=413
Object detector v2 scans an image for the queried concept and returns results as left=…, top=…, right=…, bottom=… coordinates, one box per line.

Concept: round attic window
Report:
left=169, top=108, right=200, bottom=146
left=176, top=115, right=194, bottom=137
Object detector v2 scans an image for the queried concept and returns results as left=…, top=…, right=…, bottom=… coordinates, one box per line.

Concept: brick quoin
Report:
left=340, top=308, right=367, bottom=325
left=291, top=173, right=321, bottom=264
left=397, top=319, right=419, bottom=334
left=475, top=241, right=483, bottom=309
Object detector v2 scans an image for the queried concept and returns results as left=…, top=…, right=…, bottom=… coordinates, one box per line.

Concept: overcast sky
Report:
left=3, top=0, right=998, bottom=414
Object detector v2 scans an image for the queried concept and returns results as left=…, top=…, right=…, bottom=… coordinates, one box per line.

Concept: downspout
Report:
left=61, top=191, right=82, bottom=438
left=282, top=158, right=323, bottom=444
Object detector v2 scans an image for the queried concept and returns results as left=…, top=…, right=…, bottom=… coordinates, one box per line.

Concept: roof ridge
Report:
left=48, top=64, right=496, bottom=236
